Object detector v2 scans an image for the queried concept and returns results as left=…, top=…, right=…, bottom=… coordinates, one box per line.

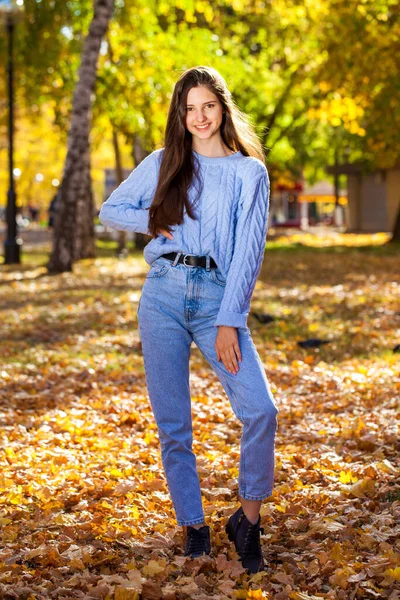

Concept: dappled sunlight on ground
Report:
left=269, top=230, right=391, bottom=248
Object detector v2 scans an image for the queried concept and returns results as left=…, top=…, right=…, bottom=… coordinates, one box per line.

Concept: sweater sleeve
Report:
left=98, top=150, right=161, bottom=234
left=214, top=169, right=270, bottom=330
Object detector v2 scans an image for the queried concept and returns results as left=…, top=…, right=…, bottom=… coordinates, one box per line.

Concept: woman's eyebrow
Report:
left=186, top=100, right=216, bottom=106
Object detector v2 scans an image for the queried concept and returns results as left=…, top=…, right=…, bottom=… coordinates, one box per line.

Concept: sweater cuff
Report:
left=214, top=309, right=247, bottom=330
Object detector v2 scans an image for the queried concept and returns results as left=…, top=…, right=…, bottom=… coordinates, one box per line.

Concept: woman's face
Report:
left=185, top=85, right=224, bottom=141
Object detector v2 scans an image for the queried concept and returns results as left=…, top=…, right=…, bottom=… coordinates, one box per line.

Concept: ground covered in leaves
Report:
left=0, top=237, right=399, bottom=600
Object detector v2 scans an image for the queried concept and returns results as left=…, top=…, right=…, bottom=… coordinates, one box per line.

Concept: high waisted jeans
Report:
left=137, top=254, right=278, bottom=527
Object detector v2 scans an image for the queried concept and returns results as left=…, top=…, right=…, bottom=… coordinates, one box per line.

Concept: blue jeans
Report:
left=137, top=254, right=279, bottom=527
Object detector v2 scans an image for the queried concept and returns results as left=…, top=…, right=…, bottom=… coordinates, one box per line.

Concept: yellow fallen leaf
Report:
left=310, top=518, right=346, bottom=533
left=329, top=566, right=355, bottom=589
left=7, top=486, right=23, bottom=505
left=384, top=566, right=400, bottom=582
left=250, top=570, right=270, bottom=583
left=246, top=590, right=268, bottom=599
left=375, top=459, right=398, bottom=475
left=114, top=588, right=140, bottom=600
left=339, top=470, right=358, bottom=484
left=109, top=468, right=125, bottom=478
left=142, top=559, right=166, bottom=576
left=4, top=448, right=16, bottom=460
left=69, top=558, right=85, bottom=570
left=348, top=478, right=376, bottom=498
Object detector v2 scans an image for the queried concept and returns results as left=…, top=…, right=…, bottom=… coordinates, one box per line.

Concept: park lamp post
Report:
left=0, top=0, right=24, bottom=264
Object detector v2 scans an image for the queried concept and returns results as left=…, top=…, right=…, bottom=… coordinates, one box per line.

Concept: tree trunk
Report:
left=75, top=145, right=96, bottom=259
left=333, top=147, right=344, bottom=227
left=48, top=0, right=115, bottom=273
left=392, top=204, right=400, bottom=241
left=132, top=135, right=151, bottom=251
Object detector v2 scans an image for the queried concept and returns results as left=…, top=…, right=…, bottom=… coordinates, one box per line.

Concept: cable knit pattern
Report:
left=99, top=147, right=270, bottom=330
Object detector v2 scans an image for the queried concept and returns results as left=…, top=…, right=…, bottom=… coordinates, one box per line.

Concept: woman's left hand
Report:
left=157, top=228, right=173, bottom=240
left=215, top=326, right=242, bottom=374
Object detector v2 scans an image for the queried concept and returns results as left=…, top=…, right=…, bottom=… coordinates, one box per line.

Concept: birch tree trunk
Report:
left=48, top=0, right=115, bottom=273
left=75, top=142, right=96, bottom=260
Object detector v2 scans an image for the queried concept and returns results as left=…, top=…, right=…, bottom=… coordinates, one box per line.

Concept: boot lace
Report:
left=242, top=522, right=265, bottom=559
left=186, top=527, right=208, bottom=556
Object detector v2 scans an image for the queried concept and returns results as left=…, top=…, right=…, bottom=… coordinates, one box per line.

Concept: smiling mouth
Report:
left=195, top=124, right=211, bottom=130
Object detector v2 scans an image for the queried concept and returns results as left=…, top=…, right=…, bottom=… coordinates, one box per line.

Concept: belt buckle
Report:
left=182, top=254, right=192, bottom=267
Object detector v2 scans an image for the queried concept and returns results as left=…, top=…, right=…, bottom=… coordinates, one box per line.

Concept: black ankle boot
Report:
left=225, top=506, right=266, bottom=573
left=184, top=525, right=211, bottom=558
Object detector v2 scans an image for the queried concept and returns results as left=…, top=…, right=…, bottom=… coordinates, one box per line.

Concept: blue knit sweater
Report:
left=99, top=148, right=270, bottom=330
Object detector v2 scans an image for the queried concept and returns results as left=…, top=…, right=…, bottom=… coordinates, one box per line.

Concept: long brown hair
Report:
left=148, top=65, right=266, bottom=238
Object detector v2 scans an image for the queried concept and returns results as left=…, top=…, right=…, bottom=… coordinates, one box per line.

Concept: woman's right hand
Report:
left=215, top=326, right=242, bottom=375
left=157, top=228, right=173, bottom=240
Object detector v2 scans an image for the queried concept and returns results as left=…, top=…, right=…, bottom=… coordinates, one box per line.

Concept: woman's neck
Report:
left=192, top=140, right=234, bottom=158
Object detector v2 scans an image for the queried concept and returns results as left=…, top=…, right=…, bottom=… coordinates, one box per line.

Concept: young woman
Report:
left=99, top=66, right=278, bottom=574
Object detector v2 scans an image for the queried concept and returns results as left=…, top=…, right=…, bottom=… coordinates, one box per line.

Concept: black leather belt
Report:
left=162, top=252, right=217, bottom=269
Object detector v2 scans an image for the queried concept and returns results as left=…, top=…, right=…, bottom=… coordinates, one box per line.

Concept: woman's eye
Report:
left=186, top=104, right=215, bottom=111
